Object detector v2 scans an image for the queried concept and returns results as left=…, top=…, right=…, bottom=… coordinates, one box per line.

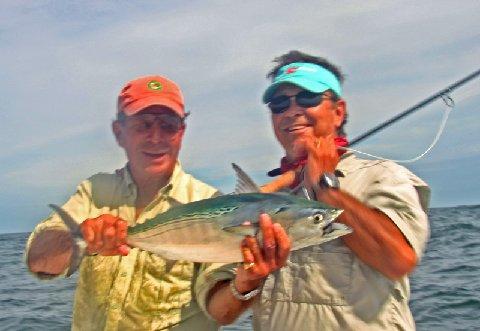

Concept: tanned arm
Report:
left=302, top=131, right=417, bottom=280
left=206, top=214, right=291, bottom=325
left=316, top=188, right=417, bottom=280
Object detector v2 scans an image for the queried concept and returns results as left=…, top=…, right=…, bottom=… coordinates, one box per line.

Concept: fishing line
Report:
left=266, top=68, right=480, bottom=177
left=341, top=95, right=455, bottom=163
left=452, top=81, right=480, bottom=103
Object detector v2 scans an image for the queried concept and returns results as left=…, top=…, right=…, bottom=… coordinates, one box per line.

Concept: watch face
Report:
left=320, top=173, right=340, bottom=189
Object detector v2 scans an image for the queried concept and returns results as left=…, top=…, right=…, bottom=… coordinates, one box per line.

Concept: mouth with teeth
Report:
left=143, top=151, right=168, bottom=160
left=283, top=123, right=312, bottom=134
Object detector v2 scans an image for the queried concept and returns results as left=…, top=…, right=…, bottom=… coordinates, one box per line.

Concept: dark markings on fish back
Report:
left=131, top=219, right=226, bottom=243
left=128, top=193, right=325, bottom=235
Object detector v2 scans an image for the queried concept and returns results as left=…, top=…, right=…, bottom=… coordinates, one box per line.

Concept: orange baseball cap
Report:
left=117, top=75, right=185, bottom=118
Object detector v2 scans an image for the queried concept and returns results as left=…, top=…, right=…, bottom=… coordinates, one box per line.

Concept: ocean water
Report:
left=1, top=205, right=479, bottom=331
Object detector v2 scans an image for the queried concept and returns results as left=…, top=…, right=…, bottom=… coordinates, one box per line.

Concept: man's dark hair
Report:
left=267, top=50, right=345, bottom=85
left=267, top=50, right=348, bottom=136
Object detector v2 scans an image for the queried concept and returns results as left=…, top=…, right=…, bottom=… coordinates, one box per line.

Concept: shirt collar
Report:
left=117, top=162, right=184, bottom=199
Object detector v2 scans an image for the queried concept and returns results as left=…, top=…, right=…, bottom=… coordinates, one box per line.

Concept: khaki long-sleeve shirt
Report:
left=25, top=163, right=225, bottom=331
left=252, top=153, right=430, bottom=331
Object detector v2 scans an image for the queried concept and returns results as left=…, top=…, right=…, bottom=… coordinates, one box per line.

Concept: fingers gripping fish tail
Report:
left=48, top=204, right=87, bottom=277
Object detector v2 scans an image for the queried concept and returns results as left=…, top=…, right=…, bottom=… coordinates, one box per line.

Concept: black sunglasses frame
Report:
left=268, top=90, right=334, bottom=114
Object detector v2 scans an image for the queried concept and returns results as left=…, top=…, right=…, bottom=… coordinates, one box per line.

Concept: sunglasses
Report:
left=268, top=90, right=332, bottom=114
left=122, top=112, right=187, bottom=135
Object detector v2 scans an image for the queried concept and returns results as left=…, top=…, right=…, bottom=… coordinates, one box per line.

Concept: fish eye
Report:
left=313, top=214, right=323, bottom=224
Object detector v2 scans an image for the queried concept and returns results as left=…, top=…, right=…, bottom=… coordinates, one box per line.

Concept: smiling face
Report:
left=112, top=105, right=185, bottom=183
left=270, top=84, right=345, bottom=161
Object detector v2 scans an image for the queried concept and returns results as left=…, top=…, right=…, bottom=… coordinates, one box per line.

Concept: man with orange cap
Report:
left=25, top=76, right=227, bottom=330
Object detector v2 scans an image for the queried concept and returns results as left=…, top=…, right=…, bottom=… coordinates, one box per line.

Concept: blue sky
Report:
left=1, top=1, right=479, bottom=233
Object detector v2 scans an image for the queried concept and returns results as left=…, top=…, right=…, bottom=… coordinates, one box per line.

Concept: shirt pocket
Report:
left=275, top=243, right=354, bottom=306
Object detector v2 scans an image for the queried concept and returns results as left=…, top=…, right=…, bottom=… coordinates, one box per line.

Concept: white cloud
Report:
left=1, top=1, right=480, bottom=232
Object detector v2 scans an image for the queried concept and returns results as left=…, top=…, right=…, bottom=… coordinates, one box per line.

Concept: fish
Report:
left=51, top=163, right=351, bottom=276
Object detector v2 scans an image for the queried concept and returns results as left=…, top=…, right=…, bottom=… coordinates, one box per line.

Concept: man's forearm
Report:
left=206, top=280, right=256, bottom=325
left=27, top=229, right=73, bottom=276
left=318, top=188, right=417, bottom=279
left=206, top=214, right=290, bottom=325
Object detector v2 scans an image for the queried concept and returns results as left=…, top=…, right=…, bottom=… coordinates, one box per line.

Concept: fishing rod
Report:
left=267, top=68, right=480, bottom=176
left=349, top=68, right=480, bottom=146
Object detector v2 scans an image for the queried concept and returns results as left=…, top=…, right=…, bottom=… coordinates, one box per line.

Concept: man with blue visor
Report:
left=203, top=51, right=430, bottom=331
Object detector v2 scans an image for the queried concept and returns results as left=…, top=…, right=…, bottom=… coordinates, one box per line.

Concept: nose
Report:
left=283, top=97, right=305, bottom=117
left=148, top=122, right=170, bottom=143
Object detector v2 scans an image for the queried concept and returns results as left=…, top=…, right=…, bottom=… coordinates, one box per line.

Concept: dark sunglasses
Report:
left=268, top=90, right=332, bottom=114
left=121, top=112, right=188, bottom=135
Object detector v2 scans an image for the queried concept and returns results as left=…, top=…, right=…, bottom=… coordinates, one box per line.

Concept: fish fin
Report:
left=232, top=163, right=261, bottom=194
left=48, top=204, right=81, bottom=235
left=48, top=204, right=86, bottom=277
left=224, top=224, right=258, bottom=237
left=272, top=206, right=289, bottom=214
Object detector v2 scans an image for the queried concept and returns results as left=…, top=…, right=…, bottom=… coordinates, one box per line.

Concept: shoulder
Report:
left=342, top=155, right=427, bottom=186
left=173, top=168, right=219, bottom=203
left=86, top=171, right=120, bottom=184
left=343, top=156, right=430, bottom=210
left=81, top=167, right=130, bottom=202
left=84, top=168, right=125, bottom=188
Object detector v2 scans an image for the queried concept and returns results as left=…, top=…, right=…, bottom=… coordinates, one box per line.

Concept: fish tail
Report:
left=48, top=204, right=87, bottom=277
left=66, top=236, right=87, bottom=277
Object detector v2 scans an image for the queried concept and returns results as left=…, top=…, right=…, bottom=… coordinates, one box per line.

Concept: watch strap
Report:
left=318, top=172, right=340, bottom=190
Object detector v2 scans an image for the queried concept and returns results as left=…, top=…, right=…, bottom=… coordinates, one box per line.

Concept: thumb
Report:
left=291, top=137, right=309, bottom=159
left=117, top=244, right=130, bottom=256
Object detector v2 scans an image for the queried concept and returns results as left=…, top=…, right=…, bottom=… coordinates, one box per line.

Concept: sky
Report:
left=1, top=1, right=479, bottom=233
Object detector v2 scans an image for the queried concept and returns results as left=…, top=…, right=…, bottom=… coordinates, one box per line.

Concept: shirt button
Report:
left=120, top=271, right=127, bottom=277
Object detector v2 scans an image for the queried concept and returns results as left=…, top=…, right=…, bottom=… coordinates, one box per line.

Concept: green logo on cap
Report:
left=147, top=80, right=163, bottom=91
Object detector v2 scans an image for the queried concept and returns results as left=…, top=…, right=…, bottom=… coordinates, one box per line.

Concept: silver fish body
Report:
left=50, top=164, right=351, bottom=275
left=126, top=192, right=349, bottom=262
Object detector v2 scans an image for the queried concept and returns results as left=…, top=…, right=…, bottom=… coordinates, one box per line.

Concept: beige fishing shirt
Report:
left=25, top=163, right=225, bottom=331
left=250, top=153, right=430, bottom=331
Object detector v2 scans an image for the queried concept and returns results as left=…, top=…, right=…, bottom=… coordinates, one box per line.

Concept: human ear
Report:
left=333, top=99, right=346, bottom=128
left=112, top=121, right=125, bottom=148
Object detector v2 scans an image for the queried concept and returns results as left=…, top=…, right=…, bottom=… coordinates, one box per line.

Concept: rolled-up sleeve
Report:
left=24, top=180, right=93, bottom=279
left=194, top=262, right=237, bottom=318
left=363, top=163, right=430, bottom=260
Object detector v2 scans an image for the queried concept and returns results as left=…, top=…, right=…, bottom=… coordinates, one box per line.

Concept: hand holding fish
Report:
left=232, top=214, right=291, bottom=294
left=45, top=164, right=348, bottom=277
left=80, top=215, right=130, bottom=256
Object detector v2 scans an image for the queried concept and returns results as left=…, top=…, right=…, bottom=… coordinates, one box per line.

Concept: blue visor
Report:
left=263, top=62, right=342, bottom=103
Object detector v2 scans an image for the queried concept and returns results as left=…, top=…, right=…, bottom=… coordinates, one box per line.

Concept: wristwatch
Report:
left=318, top=172, right=340, bottom=190
left=229, top=280, right=261, bottom=301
